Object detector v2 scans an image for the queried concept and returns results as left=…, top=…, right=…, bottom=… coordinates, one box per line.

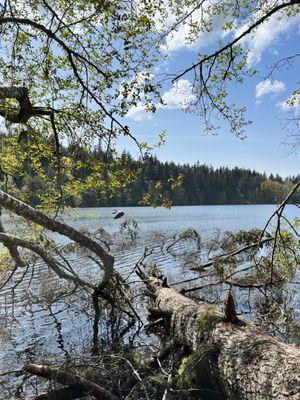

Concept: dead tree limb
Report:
left=0, top=209, right=26, bottom=267
left=25, top=364, right=117, bottom=400
left=0, top=190, right=114, bottom=289
left=31, top=386, right=86, bottom=400
left=191, top=236, right=274, bottom=272
left=0, top=232, right=95, bottom=289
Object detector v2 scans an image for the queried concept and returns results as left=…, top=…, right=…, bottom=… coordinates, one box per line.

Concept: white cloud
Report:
left=126, top=79, right=195, bottom=121
left=256, top=79, right=285, bottom=98
left=126, top=102, right=154, bottom=121
left=156, top=2, right=299, bottom=60
left=150, top=0, right=300, bottom=64
left=278, top=92, right=300, bottom=114
left=154, top=1, right=230, bottom=54
left=162, top=13, right=226, bottom=53
left=236, top=9, right=300, bottom=65
left=161, top=79, right=196, bottom=110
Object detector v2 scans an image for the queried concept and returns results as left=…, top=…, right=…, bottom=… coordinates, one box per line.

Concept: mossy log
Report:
left=147, top=277, right=300, bottom=400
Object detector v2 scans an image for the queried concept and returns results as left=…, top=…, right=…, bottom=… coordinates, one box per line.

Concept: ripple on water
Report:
left=0, top=205, right=299, bottom=399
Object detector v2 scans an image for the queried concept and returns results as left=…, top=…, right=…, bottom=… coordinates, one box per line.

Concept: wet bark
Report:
left=147, top=277, right=300, bottom=400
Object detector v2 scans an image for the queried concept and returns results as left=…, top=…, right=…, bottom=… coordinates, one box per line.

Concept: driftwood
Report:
left=25, top=364, right=116, bottom=400
left=144, top=275, right=300, bottom=400
left=31, top=387, right=85, bottom=400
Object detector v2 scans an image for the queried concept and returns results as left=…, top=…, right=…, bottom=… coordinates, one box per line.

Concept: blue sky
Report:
left=120, top=7, right=300, bottom=178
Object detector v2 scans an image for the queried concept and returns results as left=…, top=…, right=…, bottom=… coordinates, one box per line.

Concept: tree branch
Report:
left=0, top=190, right=114, bottom=288
left=173, top=0, right=300, bottom=82
left=0, top=17, right=107, bottom=79
left=25, top=364, right=117, bottom=400
left=0, top=209, right=26, bottom=267
left=0, top=232, right=95, bottom=289
left=191, top=236, right=274, bottom=271
left=0, top=86, right=56, bottom=123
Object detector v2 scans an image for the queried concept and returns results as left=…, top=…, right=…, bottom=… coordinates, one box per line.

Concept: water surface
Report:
left=0, top=204, right=298, bottom=398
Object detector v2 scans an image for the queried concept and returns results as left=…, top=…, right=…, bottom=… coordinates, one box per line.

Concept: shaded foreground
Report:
left=23, top=273, right=300, bottom=399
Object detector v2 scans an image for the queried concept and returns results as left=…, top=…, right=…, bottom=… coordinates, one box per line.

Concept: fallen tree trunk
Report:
left=146, top=277, right=300, bottom=400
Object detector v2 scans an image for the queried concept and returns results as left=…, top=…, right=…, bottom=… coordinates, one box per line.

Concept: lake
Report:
left=59, top=204, right=299, bottom=275
left=0, top=204, right=299, bottom=399
left=61, top=204, right=298, bottom=235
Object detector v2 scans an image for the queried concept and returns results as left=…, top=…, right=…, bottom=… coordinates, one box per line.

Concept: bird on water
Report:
left=112, top=210, right=125, bottom=219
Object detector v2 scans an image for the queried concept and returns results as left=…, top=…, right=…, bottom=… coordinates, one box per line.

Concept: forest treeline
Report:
left=2, top=144, right=299, bottom=207
left=109, top=155, right=299, bottom=207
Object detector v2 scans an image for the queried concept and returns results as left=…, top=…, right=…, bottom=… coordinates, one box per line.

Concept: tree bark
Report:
left=0, top=190, right=114, bottom=288
left=31, top=386, right=86, bottom=400
left=25, top=364, right=117, bottom=400
left=0, top=86, right=53, bottom=122
left=147, top=277, right=300, bottom=400
left=0, top=209, right=26, bottom=267
left=0, top=232, right=95, bottom=289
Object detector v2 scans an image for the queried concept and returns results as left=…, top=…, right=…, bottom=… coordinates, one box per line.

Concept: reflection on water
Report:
left=0, top=205, right=299, bottom=398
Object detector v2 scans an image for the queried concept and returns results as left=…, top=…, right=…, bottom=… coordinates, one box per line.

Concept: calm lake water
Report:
left=0, top=204, right=299, bottom=398
left=60, top=204, right=299, bottom=275
left=62, top=204, right=299, bottom=236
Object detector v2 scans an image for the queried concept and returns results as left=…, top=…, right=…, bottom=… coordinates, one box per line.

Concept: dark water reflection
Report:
left=0, top=205, right=299, bottom=398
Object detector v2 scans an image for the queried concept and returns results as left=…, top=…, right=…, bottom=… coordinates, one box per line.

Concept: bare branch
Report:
left=0, top=190, right=114, bottom=288
left=0, top=232, right=95, bottom=289
left=191, top=236, right=274, bottom=272
left=24, top=364, right=117, bottom=400
left=173, top=0, right=300, bottom=82
left=0, top=209, right=26, bottom=267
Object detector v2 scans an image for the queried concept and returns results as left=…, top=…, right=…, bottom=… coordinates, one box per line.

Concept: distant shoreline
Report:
left=69, top=203, right=289, bottom=208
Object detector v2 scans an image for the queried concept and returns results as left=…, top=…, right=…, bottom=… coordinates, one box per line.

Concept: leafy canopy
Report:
left=0, top=0, right=299, bottom=208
